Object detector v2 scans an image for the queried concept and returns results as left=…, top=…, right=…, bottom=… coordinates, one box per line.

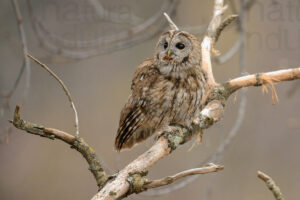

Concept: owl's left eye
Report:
left=163, top=42, right=168, bottom=49
left=176, top=42, right=185, bottom=50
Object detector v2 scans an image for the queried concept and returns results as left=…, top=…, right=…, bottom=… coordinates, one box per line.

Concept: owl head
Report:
left=154, top=13, right=202, bottom=73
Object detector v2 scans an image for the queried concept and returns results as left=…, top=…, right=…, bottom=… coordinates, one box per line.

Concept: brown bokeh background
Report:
left=1, top=0, right=300, bottom=199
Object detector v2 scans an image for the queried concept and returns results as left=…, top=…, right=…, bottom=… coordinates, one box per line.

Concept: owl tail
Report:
left=115, top=128, right=152, bottom=151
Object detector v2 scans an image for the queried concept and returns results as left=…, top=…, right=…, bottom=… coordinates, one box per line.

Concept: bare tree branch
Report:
left=140, top=163, right=224, bottom=192
left=27, top=54, right=79, bottom=136
left=91, top=113, right=223, bottom=200
left=202, top=0, right=235, bottom=87
left=226, top=68, right=300, bottom=93
left=215, top=0, right=256, bottom=64
left=10, top=105, right=108, bottom=189
left=257, top=171, right=285, bottom=200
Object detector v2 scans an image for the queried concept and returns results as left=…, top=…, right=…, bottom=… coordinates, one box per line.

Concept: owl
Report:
left=115, top=14, right=206, bottom=151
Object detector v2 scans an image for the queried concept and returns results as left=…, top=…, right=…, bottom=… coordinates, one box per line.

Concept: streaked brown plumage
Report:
left=115, top=29, right=206, bottom=151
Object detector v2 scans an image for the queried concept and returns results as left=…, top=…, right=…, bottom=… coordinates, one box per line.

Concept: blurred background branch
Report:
left=26, top=0, right=179, bottom=60
left=0, top=0, right=31, bottom=144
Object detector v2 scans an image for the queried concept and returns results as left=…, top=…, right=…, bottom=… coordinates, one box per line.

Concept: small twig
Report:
left=27, top=54, right=79, bottom=136
left=163, top=12, right=179, bottom=31
left=214, top=14, right=238, bottom=42
left=214, top=0, right=256, bottom=64
left=141, top=163, right=224, bottom=192
left=257, top=171, right=285, bottom=200
left=126, top=163, right=223, bottom=195
left=10, top=105, right=108, bottom=189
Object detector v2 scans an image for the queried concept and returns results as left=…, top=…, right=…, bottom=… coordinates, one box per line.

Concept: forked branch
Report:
left=201, top=0, right=237, bottom=87
left=10, top=105, right=108, bottom=189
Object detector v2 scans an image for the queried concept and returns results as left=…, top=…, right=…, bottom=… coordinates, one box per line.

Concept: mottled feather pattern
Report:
left=115, top=30, right=206, bottom=151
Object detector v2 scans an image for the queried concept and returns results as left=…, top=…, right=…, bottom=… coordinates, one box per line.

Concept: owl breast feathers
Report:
left=115, top=30, right=206, bottom=151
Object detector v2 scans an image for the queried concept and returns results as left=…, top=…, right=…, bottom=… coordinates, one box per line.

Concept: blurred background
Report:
left=0, top=0, right=300, bottom=199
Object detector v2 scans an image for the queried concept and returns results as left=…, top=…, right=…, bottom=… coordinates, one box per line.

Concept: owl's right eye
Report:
left=163, top=42, right=168, bottom=49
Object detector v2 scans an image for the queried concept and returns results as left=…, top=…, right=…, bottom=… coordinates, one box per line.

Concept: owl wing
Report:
left=115, top=58, right=158, bottom=151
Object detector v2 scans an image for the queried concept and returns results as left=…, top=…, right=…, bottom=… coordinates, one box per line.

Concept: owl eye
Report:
left=176, top=43, right=185, bottom=50
left=163, top=42, right=168, bottom=49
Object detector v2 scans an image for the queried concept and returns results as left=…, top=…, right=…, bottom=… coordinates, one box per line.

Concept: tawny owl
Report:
left=115, top=14, right=206, bottom=151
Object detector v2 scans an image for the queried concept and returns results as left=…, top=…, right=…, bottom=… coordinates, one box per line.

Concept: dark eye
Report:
left=163, top=42, right=168, bottom=49
left=176, top=43, right=185, bottom=50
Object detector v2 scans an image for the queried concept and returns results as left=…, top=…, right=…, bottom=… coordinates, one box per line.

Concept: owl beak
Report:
left=167, top=49, right=171, bottom=57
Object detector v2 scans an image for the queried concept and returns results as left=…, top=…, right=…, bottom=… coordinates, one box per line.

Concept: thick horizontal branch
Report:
left=225, top=67, right=300, bottom=93
left=140, top=163, right=224, bottom=192
left=257, top=171, right=285, bottom=200
left=10, top=105, right=108, bottom=189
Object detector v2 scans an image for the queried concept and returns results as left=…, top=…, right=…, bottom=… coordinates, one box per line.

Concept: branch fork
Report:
left=10, top=105, right=108, bottom=189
